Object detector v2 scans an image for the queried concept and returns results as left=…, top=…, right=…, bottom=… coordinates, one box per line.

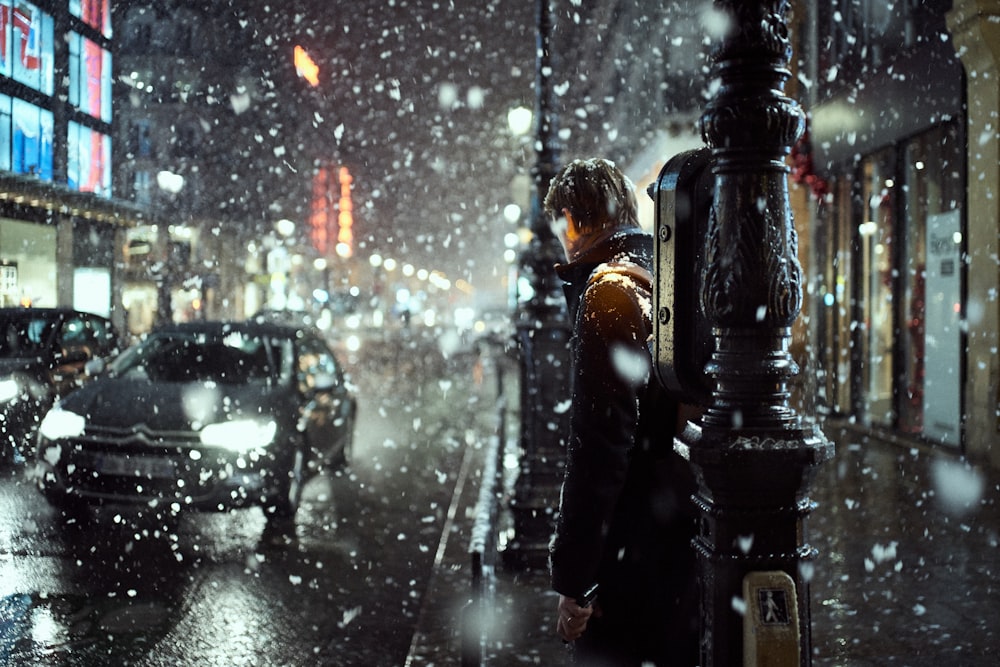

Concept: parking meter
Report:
left=647, top=147, right=714, bottom=406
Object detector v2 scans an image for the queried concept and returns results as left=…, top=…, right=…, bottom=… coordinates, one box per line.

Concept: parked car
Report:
left=31, top=320, right=356, bottom=523
left=0, top=307, right=120, bottom=465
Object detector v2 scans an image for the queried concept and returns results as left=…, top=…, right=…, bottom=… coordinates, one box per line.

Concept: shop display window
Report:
left=817, top=121, right=964, bottom=444
left=0, top=1, right=54, bottom=95
left=68, top=32, right=112, bottom=123
left=69, top=0, right=111, bottom=39
left=68, top=120, right=111, bottom=196
left=9, top=97, right=53, bottom=180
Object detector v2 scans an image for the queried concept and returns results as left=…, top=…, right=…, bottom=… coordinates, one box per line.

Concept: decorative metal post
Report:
left=683, top=0, right=834, bottom=664
left=504, top=0, right=570, bottom=568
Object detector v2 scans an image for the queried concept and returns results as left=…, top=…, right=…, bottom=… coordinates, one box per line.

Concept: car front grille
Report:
left=79, top=423, right=202, bottom=449
left=48, top=424, right=266, bottom=506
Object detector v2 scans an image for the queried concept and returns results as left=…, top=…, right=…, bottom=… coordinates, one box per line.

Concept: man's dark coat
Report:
left=550, top=226, right=699, bottom=664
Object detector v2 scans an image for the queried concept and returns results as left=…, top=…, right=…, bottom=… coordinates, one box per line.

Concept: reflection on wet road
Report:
left=6, top=343, right=997, bottom=666
left=0, top=350, right=487, bottom=666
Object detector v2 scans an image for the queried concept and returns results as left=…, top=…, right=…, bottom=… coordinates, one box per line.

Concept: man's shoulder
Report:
left=579, top=260, right=654, bottom=326
left=587, top=261, right=653, bottom=292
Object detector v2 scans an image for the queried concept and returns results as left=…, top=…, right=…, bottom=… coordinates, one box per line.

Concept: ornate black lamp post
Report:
left=681, top=0, right=834, bottom=663
left=504, top=0, right=570, bottom=567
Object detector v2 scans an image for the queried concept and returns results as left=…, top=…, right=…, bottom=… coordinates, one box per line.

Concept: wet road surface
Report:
left=3, top=341, right=999, bottom=665
left=1, top=347, right=488, bottom=666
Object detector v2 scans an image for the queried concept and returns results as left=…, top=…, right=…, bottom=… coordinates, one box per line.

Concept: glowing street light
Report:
left=503, top=203, right=522, bottom=224
left=275, top=218, right=296, bottom=238
left=507, top=106, right=533, bottom=136
left=156, top=170, right=185, bottom=193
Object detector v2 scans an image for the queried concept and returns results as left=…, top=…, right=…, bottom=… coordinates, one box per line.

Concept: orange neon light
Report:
left=294, top=45, right=320, bottom=87
left=309, top=167, right=329, bottom=254
left=338, top=167, right=354, bottom=257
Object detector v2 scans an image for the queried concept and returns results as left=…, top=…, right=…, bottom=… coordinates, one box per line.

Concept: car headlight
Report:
left=0, top=378, right=19, bottom=403
left=200, top=419, right=277, bottom=451
left=38, top=408, right=87, bottom=441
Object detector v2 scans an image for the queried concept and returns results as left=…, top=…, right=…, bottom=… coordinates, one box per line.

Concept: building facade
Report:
left=796, top=0, right=999, bottom=467
left=113, top=0, right=316, bottom=333
left=0, top=0, right=144, bottom=333
left=114, top=1, right=248, bottom=333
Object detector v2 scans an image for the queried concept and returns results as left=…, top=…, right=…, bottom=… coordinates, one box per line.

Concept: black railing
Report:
left=461, top=336, right=514, bottom=666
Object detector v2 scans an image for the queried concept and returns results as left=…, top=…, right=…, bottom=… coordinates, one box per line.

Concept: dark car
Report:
left=31, top=320, right=356, bottom=523
left=0, top=308, right=119, bottom=465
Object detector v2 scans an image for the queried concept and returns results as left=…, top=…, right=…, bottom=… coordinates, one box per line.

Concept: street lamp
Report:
left=275, top=218, right=296, bottom=239
left=156, top=170, right=185, bottom=194
left=503, top=0, right=571, bottom=568
left=507, top=106, right=533, bottom=137
left=674, top=0, right=834, bottom=664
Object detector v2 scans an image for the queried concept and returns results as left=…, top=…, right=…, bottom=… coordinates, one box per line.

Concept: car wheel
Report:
left=43, top=491, right=92, bottom=524
left=330, top=431, right=352, bottom=469
left=342, top=427, right=354, bottom=467
left=267, top=447, right=304, bottom=520
left=330, top=410, right=356, bottom=469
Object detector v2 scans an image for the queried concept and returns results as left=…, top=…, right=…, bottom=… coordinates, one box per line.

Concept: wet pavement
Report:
left=408, top=364, right=1000, bottom=665
left=0, top=342, right=493, bottom=666
left=2, top=339, right=997, bottom=665
left=808, top=421, right=999, bottom=666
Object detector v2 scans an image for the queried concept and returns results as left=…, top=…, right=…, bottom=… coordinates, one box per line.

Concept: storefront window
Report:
left=1, top=1, right=55, bottom=95
left=819, top=122, right=965, bottom=439
left=68, top=120, right=111, bottom=196
left=0, top=2, right=8, bottom=79
left=858, top=149, right=897, bottom=427
left=901, top=121, right=964, bottom=444
left=10, top=97, right=53, bottom=180
left=815, top=176, right=853, bottom=415
left=0, top=93, right=9, bottom=172
left=73, top=266, right=111, bottom=317
left=68, top=32, right=112, bottom=122
left=0, top=218, right=57, bottom=307
left=69, top=0, right=111, bottom=39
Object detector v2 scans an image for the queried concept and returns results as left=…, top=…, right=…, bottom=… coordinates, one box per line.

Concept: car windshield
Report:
left=0, top=315, right=56, bottom=358
left=111, top=331, right=287, bottom=385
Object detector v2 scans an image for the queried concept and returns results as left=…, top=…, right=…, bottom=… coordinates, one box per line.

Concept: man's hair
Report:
left=543, top=158, right=639, bottom=233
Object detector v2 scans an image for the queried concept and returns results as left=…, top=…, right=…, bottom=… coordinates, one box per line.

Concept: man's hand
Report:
left=556, top=594, right=596, bottom=642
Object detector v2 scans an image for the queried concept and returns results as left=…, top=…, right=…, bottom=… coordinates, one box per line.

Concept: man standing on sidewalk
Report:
left=546, top=158, right=699, bottom=666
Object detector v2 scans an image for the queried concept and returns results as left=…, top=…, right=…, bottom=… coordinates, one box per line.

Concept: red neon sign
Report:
left=337, top=167, right=353, bottom=258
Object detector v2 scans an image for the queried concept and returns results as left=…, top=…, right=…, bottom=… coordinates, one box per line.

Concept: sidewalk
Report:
left=407, top=378, right=1000, bottom=664
left=808, top=420, right=999, bottom=666
left=405, top=351, right=570, bottom=666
